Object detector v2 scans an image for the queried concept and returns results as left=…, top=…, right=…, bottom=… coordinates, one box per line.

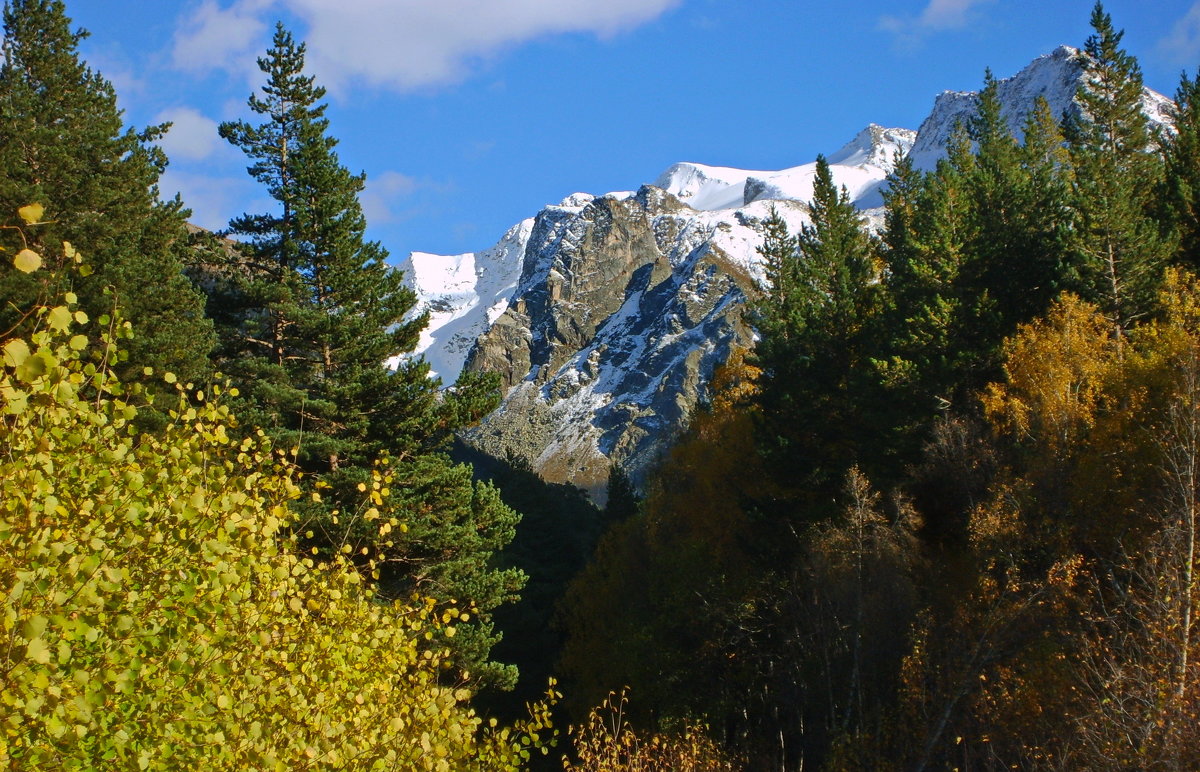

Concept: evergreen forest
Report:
left=4, top=0, right=1200, bottom=769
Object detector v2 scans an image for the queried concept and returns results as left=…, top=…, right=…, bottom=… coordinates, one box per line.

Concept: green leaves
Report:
left=3, top=338, right=30, bottom=367
left=26, top=637, right=51, bottom=665
left=47, top=305, right=72, bottom=332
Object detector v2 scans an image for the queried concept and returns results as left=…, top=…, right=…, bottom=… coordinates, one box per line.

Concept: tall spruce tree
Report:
left=755, top=157, right=881, bottom=503
left=1066, top=2, right=1172, bottom=338
left=958, top=71, right=1022, bottom=378
left=1163, top=69, right=1200, bottom=268
left=960, top=79, right=1077, bottom=381
left=215, top=23, right=523, bottom=689
left=0, top=0, right=213, bottom=383
left=872, top=153, right=939, bottom=461
left=217, top=23, right=434, bottom=477
left=1014, top=95, right=1077, bottom=309
left=754, top=206, right=802, bottom=351
left=877, top=128, right=973, bottom=410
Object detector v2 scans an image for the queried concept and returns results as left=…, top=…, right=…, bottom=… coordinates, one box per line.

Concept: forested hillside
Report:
left=560, top=4, right=1200, bottom=769
left=4, top=0, right=1200, bottom=769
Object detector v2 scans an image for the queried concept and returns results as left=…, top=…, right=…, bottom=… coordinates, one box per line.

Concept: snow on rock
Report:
left=394, top=217, right=533, bottom=381
left=907, top=45, right=1172, bottom=170
left=652, top=162, right=757, bottom=211
left=827, top=124, right=917, bottom=170
left=461, top=189, right=812, bottom=497
left=653, top=124, right=915, bottom=214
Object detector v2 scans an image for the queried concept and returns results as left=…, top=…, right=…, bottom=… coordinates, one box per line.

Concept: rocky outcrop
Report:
left=460, top=187, right=806, bottom=498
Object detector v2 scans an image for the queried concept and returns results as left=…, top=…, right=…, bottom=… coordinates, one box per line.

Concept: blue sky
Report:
left=58, top=0, right=1200, bottom=261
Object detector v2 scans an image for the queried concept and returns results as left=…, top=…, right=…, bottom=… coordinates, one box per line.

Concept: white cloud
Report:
left=171, top=0, right=681, bottom=92
left=159, top=168, right=259, bottom=231
left=914, top=0, right=988, bottom=30
left=153, top=107, right=225, bottom=162
left=171, top=0, right=274, bottom=78
left=1160, top=2, right=1200, bottom=66
left=292, top=0, right=681, bottom=91
left=879, top=0, right=995, bottom=48
left=361, top=170, right=443, bottom=225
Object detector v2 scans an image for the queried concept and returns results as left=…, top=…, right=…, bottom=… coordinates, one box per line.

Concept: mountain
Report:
left=906, top=45, right=1173, bottom=170
left=400, top=127, right=915, bottom=386
left=653, top=123, right=916, bottom=212
left=399, top=47, right=1171, bottom=500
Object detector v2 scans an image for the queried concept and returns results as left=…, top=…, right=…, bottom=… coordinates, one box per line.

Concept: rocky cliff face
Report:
left=399, top=47, right=1172, bottom=499
left=460, top=188, right=808, bottom=497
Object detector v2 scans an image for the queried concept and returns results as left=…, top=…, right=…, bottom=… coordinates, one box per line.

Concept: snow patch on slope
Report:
left=653, top=124, right=915, bottom=213
left=396, top=217, right=534, bottom=381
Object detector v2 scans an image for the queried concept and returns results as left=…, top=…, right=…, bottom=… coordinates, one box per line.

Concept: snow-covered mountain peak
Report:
left=827, top=124, right=917, bottom=172
left=556, top=192, right=595, bottom=209
left=652, top=162, right=757, bottom=210
left=396, top=217, right=534, bottom=381
left=907, top=43, right=1172, bottom=170
left=651, top=123, right=915, bottom=214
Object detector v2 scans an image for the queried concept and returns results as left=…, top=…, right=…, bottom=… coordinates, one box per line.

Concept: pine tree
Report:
left=1163, top=69, right=1200, bottom=269
left=877, top=130, right=973, bottom=409
left=797, top=155, right=879, bottom=342
left=955, top=71, right=1021, bottom=378
left=1066, top=2, right=1172, bottom=338
left=755, top=156, right=881, bottom=501
left=216, top=23, right=522, bottom=689
left=754, top=205, right=801, bottom=354
left=216, top=24, right=431, bottom=473
left=1014, top=95, right=1077, bottom=310
left=0, top=0, right=213, bottom=384
left=959, top=78, right=1077, bottom=381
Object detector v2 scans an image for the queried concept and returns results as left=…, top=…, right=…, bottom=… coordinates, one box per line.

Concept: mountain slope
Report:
left=462, top=189, right=809, bottom=496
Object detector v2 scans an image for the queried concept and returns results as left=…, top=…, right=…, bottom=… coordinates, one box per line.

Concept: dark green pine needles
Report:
left=0, top=0, right=214, bottom=386
left=1066, top=1, right=1173, bottom=339
left=213, top=23, right=523, bottom=690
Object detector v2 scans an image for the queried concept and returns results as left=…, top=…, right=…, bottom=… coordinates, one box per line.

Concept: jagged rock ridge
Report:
left=460, top=190, right=809, bottom=497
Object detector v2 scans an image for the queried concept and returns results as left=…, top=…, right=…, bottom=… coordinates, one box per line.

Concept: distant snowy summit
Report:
left=908, top=45, right=1173, bottom=169
left=400, top=218, right=534, bottom=383
left=654, top=124, right=916, bottom=213
left=397, top=45, right=1173, bottom=497
left=401, top=123, right=915, bottom=382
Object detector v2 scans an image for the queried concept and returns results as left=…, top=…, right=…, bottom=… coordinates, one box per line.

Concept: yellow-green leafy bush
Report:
left=0, top=237, right=553, bottom=770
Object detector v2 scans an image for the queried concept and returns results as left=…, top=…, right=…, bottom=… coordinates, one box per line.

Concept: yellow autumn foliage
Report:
left=564, top=690, right=738, bottom=772
left=0, top=239, right=555, bottom=770
left=981, top=293, right=1118, bottom=455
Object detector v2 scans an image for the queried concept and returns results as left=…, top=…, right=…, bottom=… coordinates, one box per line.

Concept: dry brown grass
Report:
left=563, top=690, right=741, bottom=772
